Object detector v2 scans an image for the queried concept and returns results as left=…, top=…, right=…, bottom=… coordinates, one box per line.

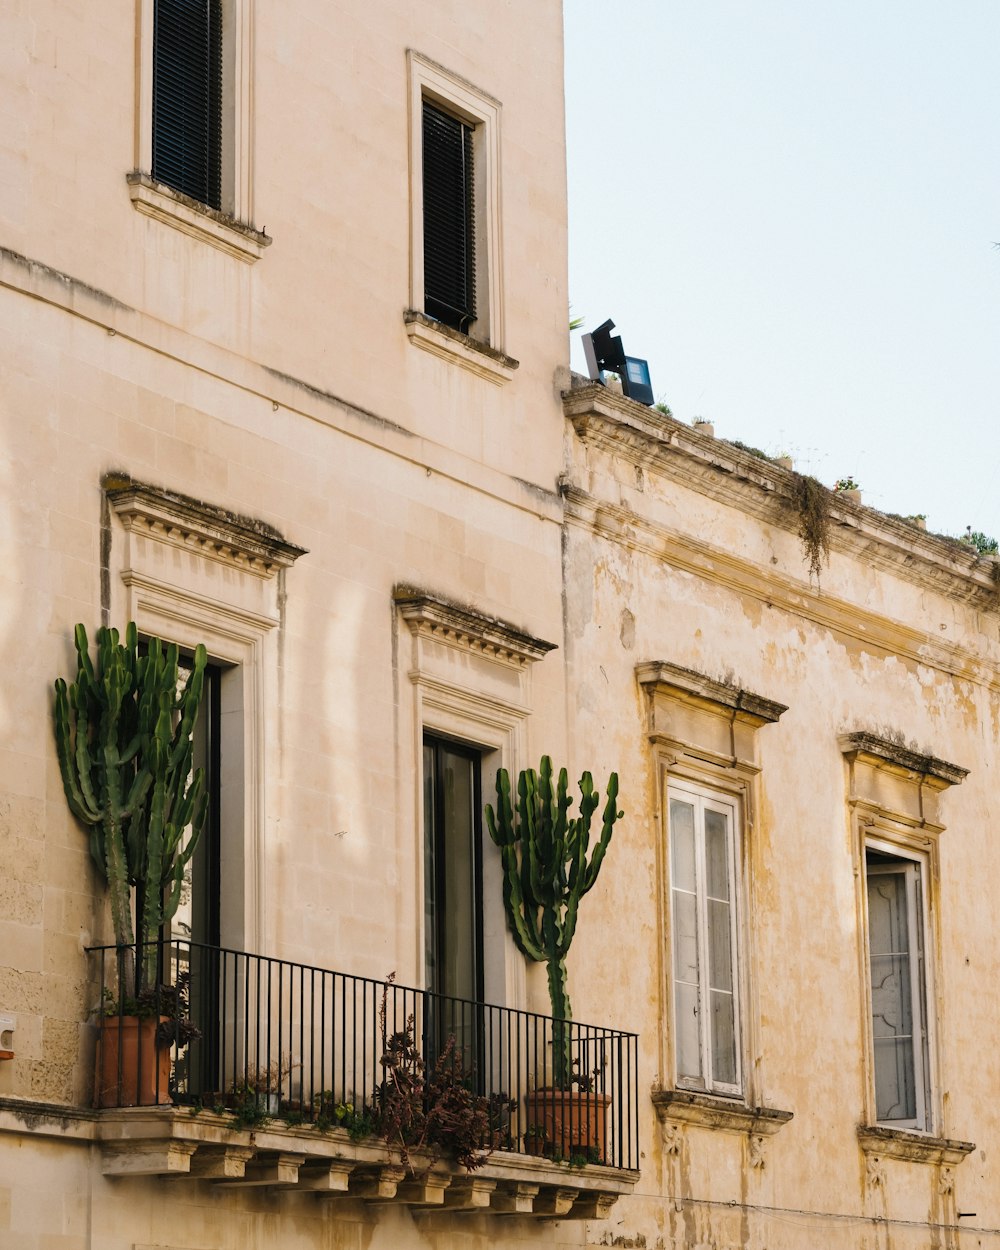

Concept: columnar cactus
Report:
left=54, top=623, right=208, bottom=988
left=486, top=757, right=622, bottom=1085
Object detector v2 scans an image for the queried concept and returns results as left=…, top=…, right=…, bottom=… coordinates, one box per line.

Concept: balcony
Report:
left=87, top=940, right=640, bottom=1218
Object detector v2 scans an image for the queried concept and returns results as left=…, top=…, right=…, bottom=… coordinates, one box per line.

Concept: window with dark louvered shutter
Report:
left=152, top=0, right=223, bottom=210
left=422, top=101, right=477, bottom=333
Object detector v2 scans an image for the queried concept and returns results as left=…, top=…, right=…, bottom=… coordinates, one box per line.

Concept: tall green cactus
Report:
left=54, top=623, right=209, bottom=990
left=486, top=757, right=622, bottom=1086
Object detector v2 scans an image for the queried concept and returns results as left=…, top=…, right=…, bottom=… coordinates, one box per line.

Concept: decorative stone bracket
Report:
left=652, top=1089, right=793, bottom=1172
left=856, top=1125, right=975, bottom=1168
left=28, top=1106, right=637, bottom=1220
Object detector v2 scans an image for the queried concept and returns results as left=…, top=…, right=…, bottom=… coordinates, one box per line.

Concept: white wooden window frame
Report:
left=863, top=837, right=936, bottom=1134
left=406, top=50, right=504, bottom=355
left=130, top=0, right=267, bottom=261
left=666, top=777, right=744, bottom=1098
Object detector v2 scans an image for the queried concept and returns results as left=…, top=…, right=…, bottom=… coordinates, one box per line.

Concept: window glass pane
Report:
left=672, top=890, right=699, bottom=984
left=672, top=876, right=701, bottom=1083
left=873, top=1037, right=917, bottom=1121
left=707, top=899, right=734, bottom=994
left=868, top=870, right=917, bottom=1121
left=674, top=980, right=702, bottom=1082
left=704, top=808, right=730, bottom=902
left=423, top=742, right=438, bottom=988
left=669, top=798, right=696, bottom=892
left=710, top=989, right=737, bottom=1086
left=441, top=746, right=477, bottom=1004
left=670, top=789, right=741, bottom=1092
left=171, top=659, right=220, bottom=948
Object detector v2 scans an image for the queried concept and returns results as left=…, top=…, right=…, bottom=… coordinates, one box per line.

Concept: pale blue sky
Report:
left=565, top=1, right=1000, bottom=542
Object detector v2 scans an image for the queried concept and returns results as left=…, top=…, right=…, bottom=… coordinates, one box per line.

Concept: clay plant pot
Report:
left=522, top=1088, right=610, bottom=1162
left=95, top=1016, right=171, bottom=1108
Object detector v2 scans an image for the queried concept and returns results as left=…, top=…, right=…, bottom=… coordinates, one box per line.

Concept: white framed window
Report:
left=841, top=731, right=968, bottom=1144
left=129, top=0, right=269, bottom=262
left=405, top=52, right=514, bottom=381
left=864, top=840, right=934, bottom=1132
left=667, top=779, right=742, bottom=1097
left=641, top=663, right=790, bottom=1144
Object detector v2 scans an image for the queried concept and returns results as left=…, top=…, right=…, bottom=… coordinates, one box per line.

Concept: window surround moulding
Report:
left=840, top=732, right=969, bottom=790
left=406, top=49, right=505, bottom=357
left=856, top=1125, right=974, bottom=1168
left=652, top=1088, right=792, bottom=1138
left=395, top=587, right=553, bottom=1012
left=106, top=476, right=308, bottom=579
left=130, top=0, right=266, bottom=262
left=844, top=732, right=968, bottom=1146
left=106, top=475, right=307, bottom=954
left=118, top=562, right=268, bottom=954
left=637, top=660, right=788, bottom=778
left=840, top=731, right=968, bottom=836
left=643, top=661, right=786, bottom=1122
left=403, top=310, right=518, bottom=386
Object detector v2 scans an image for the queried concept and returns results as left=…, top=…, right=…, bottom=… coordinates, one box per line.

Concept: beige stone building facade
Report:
left=2, top=3, right=1000, bottom=1248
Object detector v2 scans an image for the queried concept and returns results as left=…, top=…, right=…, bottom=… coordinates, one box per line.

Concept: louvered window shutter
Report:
left=152, top=0, right=223, bottom=210
left=422, top=101, right=476, bottom=333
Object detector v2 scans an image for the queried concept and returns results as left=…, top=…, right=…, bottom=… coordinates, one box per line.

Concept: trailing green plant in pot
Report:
left=486, top=756, right=622, bottom=1161
left=53, top=622, right=209, bottom=1106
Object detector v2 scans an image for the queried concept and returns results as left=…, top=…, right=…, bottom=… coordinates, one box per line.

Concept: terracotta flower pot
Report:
left=522, top=1087, right=610, bottom=1161
left=95, top=1016, right=171, bottom=1108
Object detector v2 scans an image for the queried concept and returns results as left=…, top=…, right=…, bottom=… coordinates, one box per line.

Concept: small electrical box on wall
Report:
left=0, top=1013, right=14, bottom=1060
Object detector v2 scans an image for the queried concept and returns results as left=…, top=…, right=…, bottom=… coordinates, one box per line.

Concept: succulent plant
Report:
left=486, top=757, right=621, bottom=1085
left=54, top=622, right=208, bottom=989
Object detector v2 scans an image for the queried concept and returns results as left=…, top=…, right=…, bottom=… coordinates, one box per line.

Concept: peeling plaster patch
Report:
left=578, top=682, right=599, bottom=714
left=620, top=608, right=635, bottom=650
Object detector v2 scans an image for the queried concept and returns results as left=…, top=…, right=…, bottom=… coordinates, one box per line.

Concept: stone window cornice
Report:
left=105, top=476, right=307, bottom=579
left=394, top=587, right=556, bottom=669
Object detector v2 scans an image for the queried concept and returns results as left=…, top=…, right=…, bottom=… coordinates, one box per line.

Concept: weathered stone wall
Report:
left=561, top=386, right=1000, bottom=1247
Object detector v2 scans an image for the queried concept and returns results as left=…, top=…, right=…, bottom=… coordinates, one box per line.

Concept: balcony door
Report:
left=423, top=734, right=485, bottom=1007
left=170, top=657, right=222, bottom=1100
left=171, top=659, right=222, bottom=951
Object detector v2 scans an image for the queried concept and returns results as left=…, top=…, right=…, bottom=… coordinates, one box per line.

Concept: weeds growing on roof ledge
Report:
left=791, top=474, right=832, bottom=581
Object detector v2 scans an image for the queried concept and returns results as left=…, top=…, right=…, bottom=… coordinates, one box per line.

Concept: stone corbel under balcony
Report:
left=90, top=1108, right=637, bottom=1219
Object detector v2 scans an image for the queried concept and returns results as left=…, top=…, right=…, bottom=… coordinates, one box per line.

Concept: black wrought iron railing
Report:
left=88, top=939, right=639, bottom=1170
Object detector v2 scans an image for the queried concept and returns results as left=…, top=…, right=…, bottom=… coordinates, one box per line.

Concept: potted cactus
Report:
left=486, top=756, right=622, bottom=1159
left=54, top=622, right=208, bottom=1105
